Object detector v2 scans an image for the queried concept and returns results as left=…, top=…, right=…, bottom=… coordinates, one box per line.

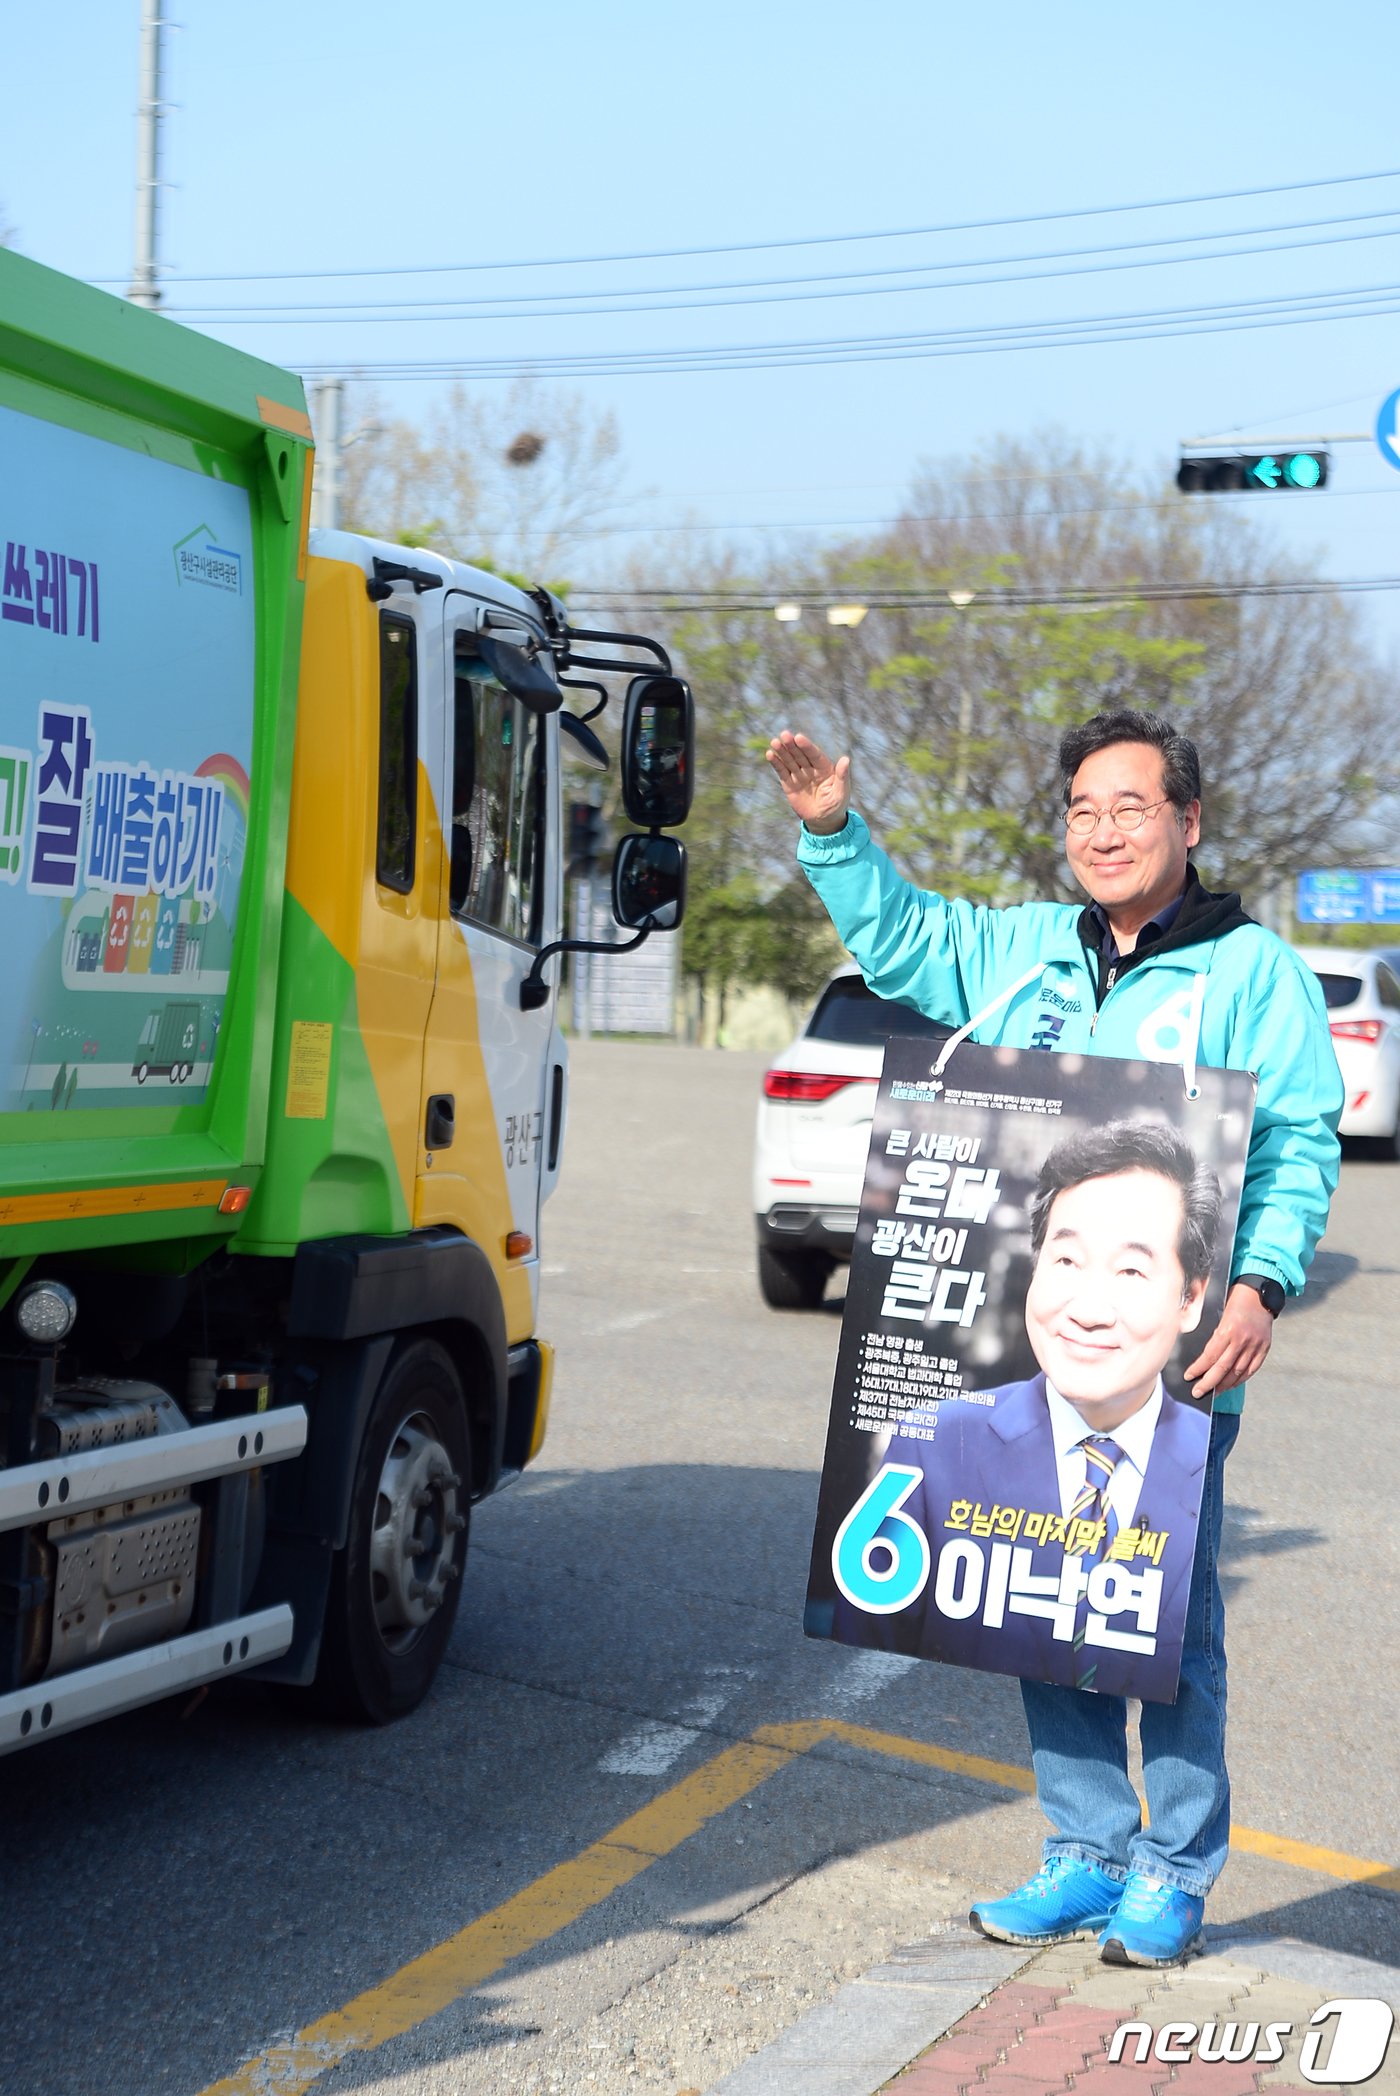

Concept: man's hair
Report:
left=1029, top=1119, right=1222, bottom=1287
left=1057, top=708, right=1201, bottom=813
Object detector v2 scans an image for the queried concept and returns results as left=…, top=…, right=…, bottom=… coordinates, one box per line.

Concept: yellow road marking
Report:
left=1231, top=1823, right=1400, bottom=1895
left=822, top=1719, right=1037, bottom=1794
left=199, top=1718, right=1397, bottom=2096
left=199, top=1736, right=799, bottom=2096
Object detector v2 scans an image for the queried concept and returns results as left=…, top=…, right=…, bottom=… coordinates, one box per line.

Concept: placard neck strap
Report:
left=1181, top=971, right=1206, bottom=1100
left=931, top=964, right=1049, bottom=1081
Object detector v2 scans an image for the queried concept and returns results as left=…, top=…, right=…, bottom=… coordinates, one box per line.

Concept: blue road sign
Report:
left=1377, top=389, right=1400, bottom=474
left=1369, top=871, right=1400, bottom=923
left=1298, top=868, right=1400, bottom=924
left=1298, top=870, right=1366, bottom=924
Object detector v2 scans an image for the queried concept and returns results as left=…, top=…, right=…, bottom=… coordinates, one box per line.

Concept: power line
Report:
left=162, top=204, right=1400, bottom=318
left=179, top=217, right=1400, bottom=327
left=487, top=487, right=1400, bottom=542
left=97, top=164, right=1400, bottom=286
left=575, top=577, right=1400, bottom=611
left=292, top=279, right=1400, bottom=380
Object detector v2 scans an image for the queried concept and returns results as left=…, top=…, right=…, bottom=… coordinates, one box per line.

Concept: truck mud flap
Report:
left=0, top=1606, right=293, bottom=1754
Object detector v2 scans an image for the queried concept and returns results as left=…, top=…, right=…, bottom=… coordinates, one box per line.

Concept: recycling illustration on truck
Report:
left=0, top=245, right=694, bottom=1748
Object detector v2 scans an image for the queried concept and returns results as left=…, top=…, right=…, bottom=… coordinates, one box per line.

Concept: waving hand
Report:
left=765, top=731, right=851, bottom=835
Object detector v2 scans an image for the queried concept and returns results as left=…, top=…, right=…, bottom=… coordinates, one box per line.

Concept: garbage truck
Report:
left=0, top=248, right=693, bottom=1748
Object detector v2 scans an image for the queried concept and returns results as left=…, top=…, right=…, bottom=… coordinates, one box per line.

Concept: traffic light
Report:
left=567, top=799, right=604, bottom=873
left=1176, top=451, right=1328, bottom=494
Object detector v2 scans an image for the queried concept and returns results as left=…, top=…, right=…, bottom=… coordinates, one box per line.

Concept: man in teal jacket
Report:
left=768, top=707, right=1341, bottom=1966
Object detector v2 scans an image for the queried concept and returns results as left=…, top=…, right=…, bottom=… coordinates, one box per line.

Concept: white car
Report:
left=1295, top=945, right=1400, bottom=1155
left=753, top=965, right=951, bottom=1308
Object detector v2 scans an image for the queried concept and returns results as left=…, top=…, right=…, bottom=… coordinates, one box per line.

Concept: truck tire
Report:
left=314, top=1338, right=472, bottom=1723
left=757, top=1243, right=830, bottom=1310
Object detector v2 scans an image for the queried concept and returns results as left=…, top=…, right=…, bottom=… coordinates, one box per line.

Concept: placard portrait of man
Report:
left=838, top=1118, right=1222, bottom=1697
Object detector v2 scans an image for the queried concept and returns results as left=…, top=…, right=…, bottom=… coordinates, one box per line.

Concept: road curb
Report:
left=705, top=1926, right=1400, bottom=2096
left=704, top=1930, right=1033, bottom=2096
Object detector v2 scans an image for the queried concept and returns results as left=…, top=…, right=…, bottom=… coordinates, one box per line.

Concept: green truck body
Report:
left=0, top=247, right=691, bottom=1751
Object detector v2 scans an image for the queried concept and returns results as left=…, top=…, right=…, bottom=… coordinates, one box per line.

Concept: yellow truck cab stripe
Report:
left=0, top=1179, right=227, bottom=1226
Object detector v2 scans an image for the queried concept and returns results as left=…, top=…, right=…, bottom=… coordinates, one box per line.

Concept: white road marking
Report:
left=593, top=1307, right=666, bottom=1335
left=826, top=1648, right=920, bottom=1712
left=598, top=1722, right=707, bottom=1776
left=598, top=1683, right=747, bottom=1776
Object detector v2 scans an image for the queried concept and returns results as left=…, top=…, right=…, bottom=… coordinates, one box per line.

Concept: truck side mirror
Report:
left=612, top=833, right=687, bottom=931
left=476, top=633, right=562, bottom=715
left=620, top=675, right=694, bottom=828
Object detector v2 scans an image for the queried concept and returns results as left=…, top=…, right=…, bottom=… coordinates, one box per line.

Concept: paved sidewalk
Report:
left=708, top=1926, right=1400, bottom=2096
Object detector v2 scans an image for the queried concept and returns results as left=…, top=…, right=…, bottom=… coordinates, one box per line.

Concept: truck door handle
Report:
left=426, top=1094, right=455, bottom=1149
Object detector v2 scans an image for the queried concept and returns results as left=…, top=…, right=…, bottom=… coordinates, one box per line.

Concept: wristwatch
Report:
left=1236, top=1273, right=1286, bottom=1318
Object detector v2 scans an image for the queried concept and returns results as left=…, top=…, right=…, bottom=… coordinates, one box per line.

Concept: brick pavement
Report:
left=884, top=1937, right=1399, bottom=2096
left=708, top=1919, right=1399, bottom=2096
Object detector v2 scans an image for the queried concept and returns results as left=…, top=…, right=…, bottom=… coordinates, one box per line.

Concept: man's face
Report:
left=1064, top=742, right=1200, bottom=928
left=1024, top=1167, right=1208, bottom=1427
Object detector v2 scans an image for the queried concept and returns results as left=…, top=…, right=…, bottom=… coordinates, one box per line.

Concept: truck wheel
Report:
left=315, top=1339, right=472, bottom=1723
left=757, top=1243, right=830, bottom=1310
left=135, top=1063, right=148, bottom=1084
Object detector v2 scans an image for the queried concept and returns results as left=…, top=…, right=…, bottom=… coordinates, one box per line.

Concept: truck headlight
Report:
left=14, top=1280, right=78, bottom=1344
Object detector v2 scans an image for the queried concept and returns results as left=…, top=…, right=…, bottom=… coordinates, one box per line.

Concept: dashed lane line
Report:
left=198, top=1719, right=1399, bottom=2096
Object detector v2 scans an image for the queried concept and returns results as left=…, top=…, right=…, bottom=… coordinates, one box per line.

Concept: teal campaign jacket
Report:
left=799, top=812, right=1344, bottom=1413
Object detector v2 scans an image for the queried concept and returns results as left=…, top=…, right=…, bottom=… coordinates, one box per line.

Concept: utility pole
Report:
left=127, top=0, right=166, bottom=309
left=308, top=379, right=345, bottom=529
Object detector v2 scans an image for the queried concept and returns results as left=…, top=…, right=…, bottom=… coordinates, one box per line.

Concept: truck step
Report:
left=0, top=1405, right=308, bottom=1534
left=0, top=1606, right=294, bottom=1754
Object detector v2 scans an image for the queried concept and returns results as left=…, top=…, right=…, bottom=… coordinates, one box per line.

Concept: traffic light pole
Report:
left=1181, top=431, right=1368, bottom=448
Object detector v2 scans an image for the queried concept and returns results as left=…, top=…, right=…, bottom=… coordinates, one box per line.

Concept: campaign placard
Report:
left=805, top=1040, right=1256, bottom=1703
left=0, top=404, right=255, bottom=1113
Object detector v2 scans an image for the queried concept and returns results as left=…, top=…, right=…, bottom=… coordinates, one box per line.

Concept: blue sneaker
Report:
left=1099, top=1874, right=1205, bottom=1965
left=969, top=1856, right=1124, bottom=1946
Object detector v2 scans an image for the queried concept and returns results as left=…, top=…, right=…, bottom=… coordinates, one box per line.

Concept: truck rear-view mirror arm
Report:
left=519, top=926, right=655, bottom=1012
left=561, top=626, right=673, bottom=677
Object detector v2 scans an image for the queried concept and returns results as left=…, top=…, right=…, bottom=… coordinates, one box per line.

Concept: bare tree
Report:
left=328, top=377, right=627, bottom=581
left=442, top=376, right=626, bottom=579
left=622, top=436, right=1400, bottom=944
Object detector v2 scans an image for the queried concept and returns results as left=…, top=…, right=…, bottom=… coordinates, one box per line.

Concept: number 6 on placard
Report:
left=832, top=1463, right=931, bottom=1614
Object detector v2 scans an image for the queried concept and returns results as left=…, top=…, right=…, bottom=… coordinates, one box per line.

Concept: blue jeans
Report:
left=1019, top=1411, right=1238, bottom=1898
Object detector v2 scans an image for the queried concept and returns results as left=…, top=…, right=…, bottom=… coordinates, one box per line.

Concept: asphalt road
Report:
left=3, top=1039, right=1397, bottom=2096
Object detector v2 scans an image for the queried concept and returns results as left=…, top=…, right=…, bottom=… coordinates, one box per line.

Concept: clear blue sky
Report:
left=5, top=0, right=1400, bottom=636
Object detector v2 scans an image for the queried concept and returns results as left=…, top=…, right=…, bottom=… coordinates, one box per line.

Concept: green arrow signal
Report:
left=1249, top=456, right=1282, bottom=488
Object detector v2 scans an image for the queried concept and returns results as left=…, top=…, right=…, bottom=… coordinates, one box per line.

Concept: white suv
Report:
left=753, top=965, right=951, bottom=1308
left=1295, top=945, right=1400, bottom=1155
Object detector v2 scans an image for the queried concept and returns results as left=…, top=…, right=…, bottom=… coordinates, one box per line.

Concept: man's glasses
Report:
left=1061, top=798, right=1173, bottom=837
